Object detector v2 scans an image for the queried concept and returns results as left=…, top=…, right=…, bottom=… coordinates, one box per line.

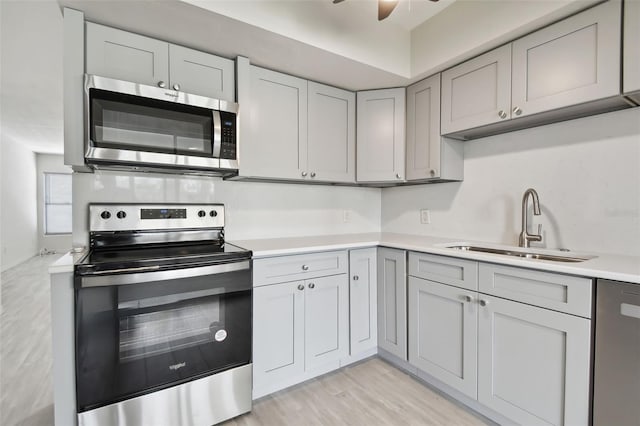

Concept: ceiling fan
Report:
left=333, top=0, right=440, bottom=22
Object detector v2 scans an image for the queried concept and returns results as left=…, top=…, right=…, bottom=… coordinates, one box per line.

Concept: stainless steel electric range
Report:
left=74, top=203, right=252, bottom=426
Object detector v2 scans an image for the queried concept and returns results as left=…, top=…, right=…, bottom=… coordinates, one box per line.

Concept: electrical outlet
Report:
left=343, top=210, right=351, bottom=223
left=420, top=209, right=431, bottom=224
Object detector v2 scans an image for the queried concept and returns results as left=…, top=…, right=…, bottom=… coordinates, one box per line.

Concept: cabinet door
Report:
left=441, top=45, right=512, bottom=135
left=168, top=44, right=235, bottom=101
left=240, top=66, right=307, bottom=180
left=408, top=278, right=477, bottom=398
left=85, top=23, right=169, bottom=88
left=624, top=0, right=640, bottom=97
left=377, top=248, right=407, bottom=360
left=349, top=248, right=377, bottom=355
left=478, top=295, right=591, bottom=426
left=356, top=88, right=406, bottom=182
left=253, top=281, right=305, bottom=391
left=304, top=275, right=349, bottom=370
left=307, top=82, right=356, bottom=183
left=406, top=74, right=441, bottom=180
left=512, top=1, right=621, bottom=118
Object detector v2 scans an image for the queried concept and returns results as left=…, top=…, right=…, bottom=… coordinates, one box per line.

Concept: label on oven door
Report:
left=214, top=329, right=227, bottom=342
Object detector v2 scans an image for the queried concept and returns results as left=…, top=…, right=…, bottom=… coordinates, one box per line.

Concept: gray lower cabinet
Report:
left=85, top=22, right=235, bottom=101
left=407, top=251, right=592, bottom=426
left=349, top=248, right=378, bottom=355
left=477, top=294, right=591, bottom=426
left=408, top=277, right=478, bottom=399
left=377, top=247, right=407, bottom=360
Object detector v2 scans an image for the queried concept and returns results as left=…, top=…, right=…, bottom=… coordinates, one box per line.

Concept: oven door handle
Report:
left=79, top=260, right=250, bottom=288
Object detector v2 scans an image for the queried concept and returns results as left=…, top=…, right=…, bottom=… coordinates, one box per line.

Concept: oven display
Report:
left=141, top=208, right=187, bottom=219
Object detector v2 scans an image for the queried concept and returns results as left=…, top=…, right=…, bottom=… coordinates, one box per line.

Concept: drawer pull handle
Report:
left=302, top=265, right=309, bottom=271
left=297, top=284, right=305, bottom=291
left=353, top=275, right=359, bottom=281
left=308, top=283, right=315, bottom=289
left=479, top=299, right=489, bottom=307
left=463, top=295, right=472, bottom=303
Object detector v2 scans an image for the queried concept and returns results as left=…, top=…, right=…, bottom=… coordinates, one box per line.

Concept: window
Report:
left=44, top=173, right=72, bottom=234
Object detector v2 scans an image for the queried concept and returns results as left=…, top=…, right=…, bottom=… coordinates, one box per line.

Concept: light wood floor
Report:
left=1, top=255, right=488, bottom=426
left=224, top=357, right=488, bottom=426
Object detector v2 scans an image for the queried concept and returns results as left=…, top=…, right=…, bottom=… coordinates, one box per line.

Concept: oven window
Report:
left=90, top=89, right=213, bottom=157
left=75, top=267, right=251, bottom=412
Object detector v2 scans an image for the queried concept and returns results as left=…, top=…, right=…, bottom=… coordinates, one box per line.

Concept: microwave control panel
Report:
left=220, top=111, right=237, bottom=160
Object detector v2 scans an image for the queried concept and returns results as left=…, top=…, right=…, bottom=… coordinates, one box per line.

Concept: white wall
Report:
left=72, top=172, right=381, bottom=248
left=0, top=138, right=38, bottom=271
left=36, top=154, right=72, bottom=253
left=382, top=108, right=640, bottom=257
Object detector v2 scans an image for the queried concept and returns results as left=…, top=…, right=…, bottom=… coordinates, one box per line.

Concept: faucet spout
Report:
left=519, top=188, right=543, bottom=248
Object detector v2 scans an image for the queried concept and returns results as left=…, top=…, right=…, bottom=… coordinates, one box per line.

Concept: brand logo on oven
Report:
left=169, top=362, right=186, bottom=371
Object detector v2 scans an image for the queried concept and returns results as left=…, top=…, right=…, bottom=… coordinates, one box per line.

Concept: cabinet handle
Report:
left=310, top=172, right=316, bottom=178
left=173, top=83, right=180, bottom=91
left=308, top=283, right=315, bottom=289
left=512, top=106, right=522, bottom=116
left=297, top=284, right=305, bottom=291
left=353, top=275, right=359, bottom=281
left=463, top=295, right=472, bottom=303
left=498, top=110, right=507, bottom=119
left=429, top=169, right=436, bottom=177
left=301, top=171, right=308, bottom=177
left=157, top=81, right=166, bottom=88
left=479, top=299, right=489, bottom=307
left=302, top=264, right=309, bottom=271
left=396, top=173, right=401, bottom=179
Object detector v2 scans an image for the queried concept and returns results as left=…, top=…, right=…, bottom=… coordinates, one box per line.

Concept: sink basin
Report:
left=444, top=244, right=596, bottom=263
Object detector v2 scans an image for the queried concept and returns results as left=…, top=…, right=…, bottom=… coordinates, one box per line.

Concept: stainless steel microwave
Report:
left=84, top=74, right=238, bottom=176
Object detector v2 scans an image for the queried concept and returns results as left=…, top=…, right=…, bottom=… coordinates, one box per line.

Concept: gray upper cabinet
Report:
left=240, top=65, right=308, bottom=180
left=441, top=45, right=512, bottom=136
left=85, top=23, right=234, bottom=101
left=377, top=247, right=407, bottom=360
left=307, top=82, right=356, bottom=183
left=86, top=22, right=169, bottom=88
left=624, top=0, right=640, bottom=101
left=357, top=88, right=406, bottom=183
left=168, top=44, right=235, bottom=101
left=511, top=0, right=621, bottom=118
left=406, top=74, right=463, bottom=182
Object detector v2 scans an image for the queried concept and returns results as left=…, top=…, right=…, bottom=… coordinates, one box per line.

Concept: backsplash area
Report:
left=382, top=108, right=640, bottom=257
left=72, top=172, right=381, bottom=248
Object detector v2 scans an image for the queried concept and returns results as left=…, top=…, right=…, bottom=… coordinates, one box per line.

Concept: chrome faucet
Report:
left=518, top=188, right=542, bottom=248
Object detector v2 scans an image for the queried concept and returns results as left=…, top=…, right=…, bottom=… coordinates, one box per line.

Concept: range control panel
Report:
left=89, top=204, right=225, bottom=232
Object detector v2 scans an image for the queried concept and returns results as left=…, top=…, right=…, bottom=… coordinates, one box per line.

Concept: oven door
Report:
left=75, top=260, right=251, bottom=413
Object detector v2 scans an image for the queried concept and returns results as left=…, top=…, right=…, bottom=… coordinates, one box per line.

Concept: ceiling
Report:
left=1, top=0, right=592, bottom=155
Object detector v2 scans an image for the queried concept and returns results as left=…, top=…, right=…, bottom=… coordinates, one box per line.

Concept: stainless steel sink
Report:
left=445, top=245, right=596, bottom=263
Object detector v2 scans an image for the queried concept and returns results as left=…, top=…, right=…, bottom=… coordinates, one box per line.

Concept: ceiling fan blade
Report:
left=378, top=0, right=399, bottom=21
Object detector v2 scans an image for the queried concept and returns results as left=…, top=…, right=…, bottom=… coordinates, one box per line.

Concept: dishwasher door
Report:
left=593, top=279, right=640, bottom=426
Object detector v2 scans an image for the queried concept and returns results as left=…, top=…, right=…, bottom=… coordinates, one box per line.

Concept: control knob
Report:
left=198, top=210, right=206, bottom=217
left=116, top=211, right=127, bottom=219
left=210, top=210, right=218, bottom=217
left=100, top=211, right=111, bottom=220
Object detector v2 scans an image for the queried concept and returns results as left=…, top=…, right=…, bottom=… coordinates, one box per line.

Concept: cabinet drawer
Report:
left=409, top=252, right=478, bottom=291
left=479, top=263, right=592, bottom=318
left=254, top=251, right=348, bottom=286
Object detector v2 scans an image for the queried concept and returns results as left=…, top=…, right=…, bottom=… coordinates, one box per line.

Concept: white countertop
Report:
left=48, top=250, right=87, bottom=274
left=230, top=232, right=640, bottom=284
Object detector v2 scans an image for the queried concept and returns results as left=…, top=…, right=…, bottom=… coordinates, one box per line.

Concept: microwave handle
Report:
left=212, top=110, right=222, bottom=158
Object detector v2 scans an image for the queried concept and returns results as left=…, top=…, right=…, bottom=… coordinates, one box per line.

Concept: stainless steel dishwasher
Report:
left=593, top=279, right=640, bottom=426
